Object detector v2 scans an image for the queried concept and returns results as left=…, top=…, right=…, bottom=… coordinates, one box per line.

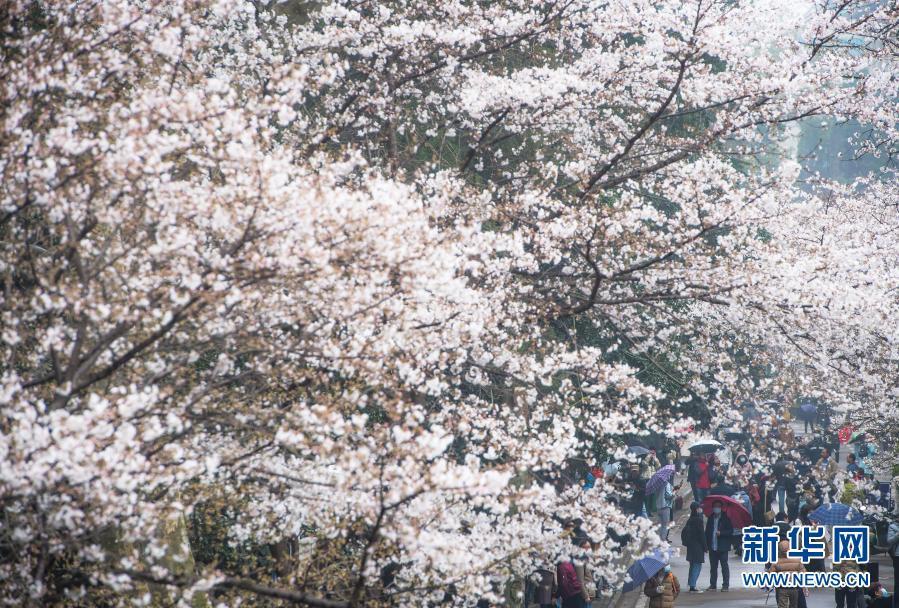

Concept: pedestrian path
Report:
left=663, top=504, right=895, bottom=607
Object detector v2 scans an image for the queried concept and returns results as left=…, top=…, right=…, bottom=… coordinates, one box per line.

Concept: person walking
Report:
left=534, top=568, right=555, bottom=608
left=631, top=479, right=648, bottom=518
left=644, top=564, right=680, bottom=608
left=686, top=451, right=700, bottom=501
left=753, top=475, right=773, bottom=525
left=681, top=502, right=707, bottom=593
left=815, top=447, right=838, bottom=480
left=773, top=467, right=786, bottom=514
left=806, top=521, right=829, bottom=573
left=767, top=534, right=805, bottom=608
left=803, top=409, right=817, bottom=434
left=705, top=498, right=734, bottom=591
left=836, top=559, right=866, bottom=608
left=656, top=477, right=675, bottom=542
left=846, top=453, right=861, bottom=478
left=887, top=517, right=899, bottom=608
left=556, top=556, right=591, bottom=608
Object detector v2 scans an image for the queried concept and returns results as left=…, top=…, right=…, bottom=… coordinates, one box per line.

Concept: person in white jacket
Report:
left=657, top=479, right=675, bottom=542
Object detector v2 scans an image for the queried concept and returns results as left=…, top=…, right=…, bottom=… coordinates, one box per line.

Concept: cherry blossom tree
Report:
left=1, top=0, right=897, bottom=606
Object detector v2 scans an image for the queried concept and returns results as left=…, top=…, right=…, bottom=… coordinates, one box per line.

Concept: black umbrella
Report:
left=687, top=439, right=723, bottom=453
left=724, top=431, right=748, bottom=442
left=797, top=402, right=818, bottom=422
left=709, top=482, right=738, bottom=497
left=626, top=446, right=650, bottom=456
left=801, top=437, right=829, bottom=462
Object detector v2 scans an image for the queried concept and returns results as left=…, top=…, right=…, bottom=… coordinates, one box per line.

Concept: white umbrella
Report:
left=686, top=438, right=723, bottom=453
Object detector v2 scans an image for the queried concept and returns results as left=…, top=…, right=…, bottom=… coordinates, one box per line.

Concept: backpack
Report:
left=557, top=562, right=583, bottom=599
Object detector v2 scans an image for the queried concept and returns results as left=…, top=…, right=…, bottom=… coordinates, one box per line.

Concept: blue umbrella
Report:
left=622, top=548, right=669, bottom=592
left=626, top=446, right=650, bottom=456
left=809, top=502, right=863, bottom=526
left=798, top=402, right=818, bottom=421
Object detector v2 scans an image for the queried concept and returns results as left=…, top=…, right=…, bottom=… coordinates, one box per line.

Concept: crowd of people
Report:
left=664, top=409, right=897, bottom=608
left=532, top=401, right=899, bottom=608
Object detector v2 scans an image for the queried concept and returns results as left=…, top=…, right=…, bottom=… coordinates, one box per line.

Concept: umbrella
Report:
left=626, top=446, right=650, bottom=456
left=701, top=495, right=752, bottom=529
left=798, top=402, right=818, bottom=421
left=708, top=482, right=738, bottom=498
left=848, top=432, right=866, bottom=444
left=645, top=465, right=676, bottom=494
left=838, top=426, right=853, bottom=444
left=621, top=548, right=669, bottom=592
left=801, top=437, right=830, bottom=461
left=686, top=439, right=722, bottom=453
left=809, top=503, right=863, bottom=526
left=724, top=430, right=748, bottom=442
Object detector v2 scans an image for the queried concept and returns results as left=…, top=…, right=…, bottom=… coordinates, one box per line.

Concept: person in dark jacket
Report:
left=705, top=499, right=734, bottom=591
left=752, top=475, right=771, bottom=526
left=685, top=451, right=700, bottom=501
left=681, top=502, right=708, bottom=592
left=533, top=568, right=555, bottom=608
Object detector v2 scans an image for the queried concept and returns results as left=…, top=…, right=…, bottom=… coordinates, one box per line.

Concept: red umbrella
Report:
left=701, top=495, right=752, bottom=529
left=838, top=426, right=852, bottom=444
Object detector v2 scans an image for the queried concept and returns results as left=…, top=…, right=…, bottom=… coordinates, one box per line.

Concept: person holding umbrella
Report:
left=647, top=465, right=679, bottom=542
left=798, top=399, right=818, bottom=434
left=643, top=564, right=680, bottom=608
left=622, top=548, right=670, bottom=594
left=680, top=502, right=707, bottom=593
left=704, top=498, right=735, bottom=591
left=695, top=454, right=711, bottom=503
